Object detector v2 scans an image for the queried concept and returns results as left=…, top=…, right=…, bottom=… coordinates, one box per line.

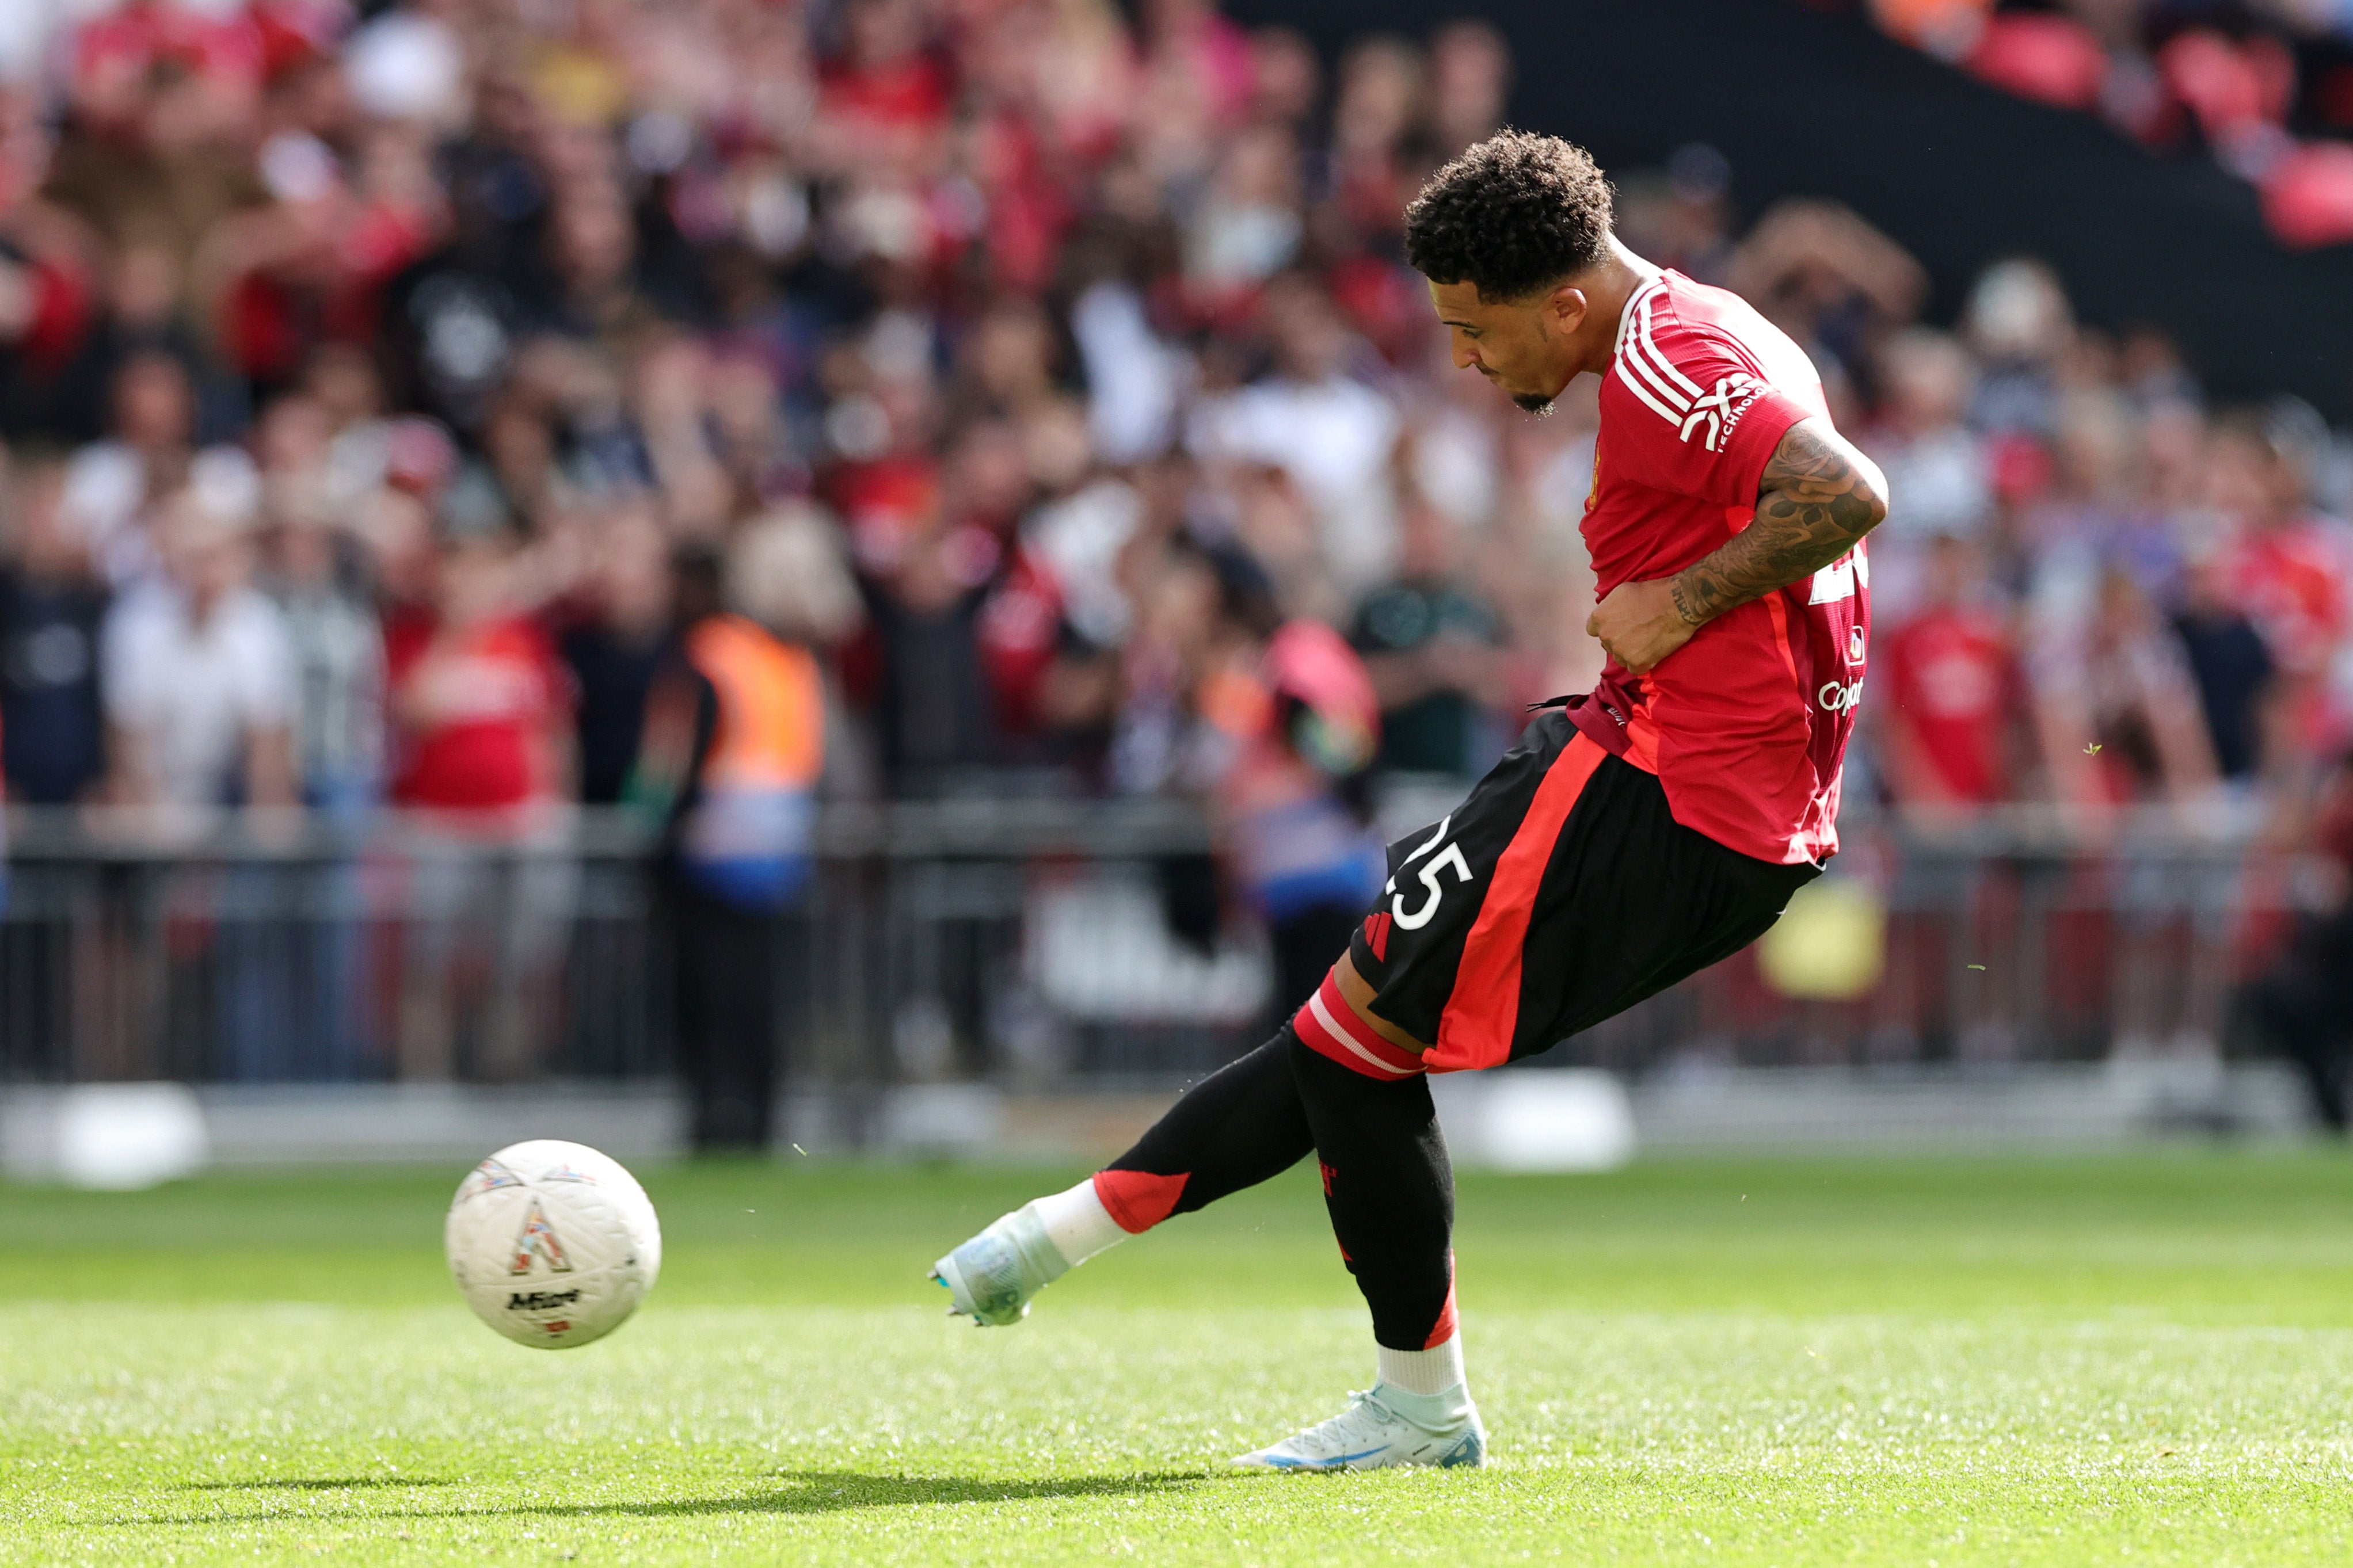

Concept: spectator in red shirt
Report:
left=1871, top=533, right=2030, bottom=1061
left=2207, top=410, right=2353, bottom=763
left=1876, top=532, right=2025, bottom=814
left=816, top=0, right=955, bottom=157
left=386, top=531, right=577, bottom=1082
left=386, top=533, right=570, bottom=821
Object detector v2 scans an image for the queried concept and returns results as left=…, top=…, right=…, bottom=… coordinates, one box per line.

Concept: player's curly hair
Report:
left=1404, top=130, right=1615, bottom=301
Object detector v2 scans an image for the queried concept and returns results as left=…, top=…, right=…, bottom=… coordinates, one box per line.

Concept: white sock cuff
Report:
left=1377, top=1332, right=1467, bottom=1398
left=1030, top=1178, right=1128, bottom=1269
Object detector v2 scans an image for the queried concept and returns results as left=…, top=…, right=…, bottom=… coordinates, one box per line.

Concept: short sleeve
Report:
left=1608, top=322, right=1815, bottom=509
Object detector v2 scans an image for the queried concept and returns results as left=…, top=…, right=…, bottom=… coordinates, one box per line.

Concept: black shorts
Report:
left=1348, top=709, right=1818, bottom=1071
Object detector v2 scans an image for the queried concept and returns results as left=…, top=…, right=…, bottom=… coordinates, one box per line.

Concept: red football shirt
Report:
left=2226, top=517, right=2350, bottom=676
left=386, top=615, right=568, bottom=815
left=1881, top=604, right=2017, bottom=805
left=1566, top=269, right=1867, bottom=864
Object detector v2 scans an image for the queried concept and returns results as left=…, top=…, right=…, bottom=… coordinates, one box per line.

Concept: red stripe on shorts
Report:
left=1427, top=733, right=1606, bottom=1073
left=1294, top=971, right=1426, bottom=1079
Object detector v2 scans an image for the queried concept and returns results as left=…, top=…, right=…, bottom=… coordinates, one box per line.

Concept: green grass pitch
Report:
left=6, top=1149, right=2353, bottom=1565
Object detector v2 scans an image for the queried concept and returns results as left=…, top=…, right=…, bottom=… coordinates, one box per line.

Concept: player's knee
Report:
left=1291, top=958, right=1430, bottom=1082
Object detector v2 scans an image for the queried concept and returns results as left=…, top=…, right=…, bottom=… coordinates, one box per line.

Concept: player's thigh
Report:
left=1346, top=722, right=1815, bottom=1067
left=1343, top=710, right=1593, bottom=1052
left=1514, top=768, right=1818, bottom=1052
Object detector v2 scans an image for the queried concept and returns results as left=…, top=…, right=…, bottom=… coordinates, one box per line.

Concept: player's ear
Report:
left=1543, top=283, right=1589, bottom=337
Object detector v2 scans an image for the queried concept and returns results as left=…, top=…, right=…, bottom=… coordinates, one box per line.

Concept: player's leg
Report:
left=931, top=1031, right=1315, bottom=1325
left=1236, top=715, right=1817, bottom=1471
left=930, top=949, right=1468, bottom=1374
left=1227, top=959, right=1483, bottom=1470
left=1225, top=723, right=1600, bottom=1467
left=932, top=906, right=1472, bottom=1330
left=938, top=718, right=1580, bottom=1463
left=941, top=711, right=1810, bottom=1471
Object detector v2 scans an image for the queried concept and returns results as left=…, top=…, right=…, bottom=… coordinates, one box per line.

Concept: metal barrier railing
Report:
left=0, top=801, right=2318, bottom=1087
left=0, top=802, right=1233, bottom=1088
left=1567, top=809, right=2308, bottom=1075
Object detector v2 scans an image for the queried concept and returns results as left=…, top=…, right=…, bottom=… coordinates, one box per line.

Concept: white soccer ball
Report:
left=444, top=1139, right=662, bottom=1349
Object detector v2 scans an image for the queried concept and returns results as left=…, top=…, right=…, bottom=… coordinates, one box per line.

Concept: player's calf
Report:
left=1272, top=997, right=1480, bottom=1465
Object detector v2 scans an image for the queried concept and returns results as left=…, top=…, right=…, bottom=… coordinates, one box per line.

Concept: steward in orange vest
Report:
left=629, top=546, right=825, bottom=1151
left=631, top=590, right=824, bottom=910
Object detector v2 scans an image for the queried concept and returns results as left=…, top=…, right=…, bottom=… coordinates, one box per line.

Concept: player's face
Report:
left=1427, top=278, right=1575, bottom=414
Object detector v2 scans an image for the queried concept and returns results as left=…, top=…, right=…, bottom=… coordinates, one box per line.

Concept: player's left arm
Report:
left=1586, top=417, right=1889, bottom=674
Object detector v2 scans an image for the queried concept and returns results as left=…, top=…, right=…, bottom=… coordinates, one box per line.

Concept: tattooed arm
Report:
left=1668, top=418, right=1889, bottom=627
left=1585, top=417, right=1889, bottom=674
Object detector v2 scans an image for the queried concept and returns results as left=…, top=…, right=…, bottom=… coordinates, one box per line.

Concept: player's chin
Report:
left=1510, top=391, right=1556, bottom=416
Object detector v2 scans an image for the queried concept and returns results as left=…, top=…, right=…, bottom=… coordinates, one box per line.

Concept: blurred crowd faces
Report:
left=0, top=0, right=2347, bottom=859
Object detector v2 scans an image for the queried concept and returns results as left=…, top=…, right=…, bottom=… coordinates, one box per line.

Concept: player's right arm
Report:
left=1667, top=418, right=1888, bottom=630
left=1588, top=418, right=1887, bottom=673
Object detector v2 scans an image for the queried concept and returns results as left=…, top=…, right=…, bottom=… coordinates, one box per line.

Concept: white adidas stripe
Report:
left=1635, top=293, right=1704, bottom=399
left=1619, top=326, right=1691, bottom=412
left=1613, top=281, right=1696, bottom=428
left=1307, top=990, right=1417, bottom=1076
left=1615, top=358, right=1686, bottom=426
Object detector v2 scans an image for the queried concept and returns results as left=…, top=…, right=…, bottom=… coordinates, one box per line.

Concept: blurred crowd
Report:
left=0, top=0, right=2350, bottom=864
left=1840, top=243, right=2353, bottom=825
left=1856, top=0, right=2353, bottom=247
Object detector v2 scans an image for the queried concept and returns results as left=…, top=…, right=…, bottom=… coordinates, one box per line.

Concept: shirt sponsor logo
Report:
left=1818, top=678, right=1865, bottom=714
left=1613, top=285, right=1766, bottom=454
left=1681, top=374, right=1762, bottom=453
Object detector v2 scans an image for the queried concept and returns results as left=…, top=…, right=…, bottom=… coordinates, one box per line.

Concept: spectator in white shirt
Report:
left=1863, top=329, right=1996, bottom=625
left=1189, top=276, right=1402, bottom=603
left=102, top=488, right=296, bottom=810
left=63, top=350, right=262, bottom=591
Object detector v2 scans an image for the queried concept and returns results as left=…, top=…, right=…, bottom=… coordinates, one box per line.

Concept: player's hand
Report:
left=1585, top=577, right=1698, bottom=674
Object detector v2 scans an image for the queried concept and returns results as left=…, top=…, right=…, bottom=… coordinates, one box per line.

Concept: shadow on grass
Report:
left=182, top=1476, right=458, bottom=1491
left=603, top=1467, right=1225, bottom=1518
left=129, top=1467, right=1220, bottom=1525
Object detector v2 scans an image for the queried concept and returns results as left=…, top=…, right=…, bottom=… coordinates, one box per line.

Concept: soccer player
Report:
left=932, top=131, right=1887, bottom=1471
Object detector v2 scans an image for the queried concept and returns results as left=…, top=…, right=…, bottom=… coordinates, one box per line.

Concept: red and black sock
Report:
left=1098, top=993, right=1457, bottom=1353
left=1285, top=1030, right=1456, bottom=1352
left=1096, top=1033, right=1313, bottom=1231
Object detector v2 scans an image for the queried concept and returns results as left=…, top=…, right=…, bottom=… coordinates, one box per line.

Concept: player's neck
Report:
left=1570, top=237, right=1662, bottom=379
